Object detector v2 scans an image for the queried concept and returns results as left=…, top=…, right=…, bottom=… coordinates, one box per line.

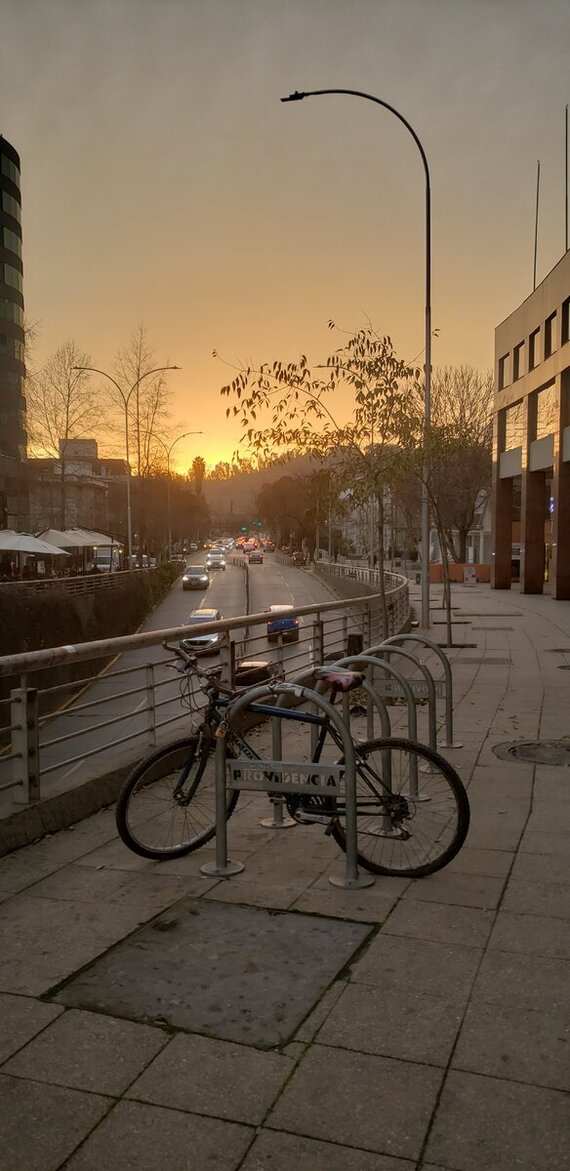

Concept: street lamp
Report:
left=282, top=87, right=432, bottom=628
left=73, top=364, right=180, bottom=568
left=154, top=430, right=203, bottom=561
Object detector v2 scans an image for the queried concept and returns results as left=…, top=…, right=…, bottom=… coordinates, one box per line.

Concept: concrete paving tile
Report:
left=293, top=981, right=347, bottom=1043
left=511, top=851, right=570, bottom=884
left=441, top=845, right=514, bottom=878
left=3, top=1008, right=168, bottom=1095
left=382, top=898, right=494, bottom=948
left=350, top=933, right=481, bottom=1003
left=519, top=830, right=569, bottom=856
left=425, top=1069, right=570, bottom=1171
left=0, top=994, right=64, bottom=1064
left=267, top=1044, right=442, bottom=1161
left=291, top=883, right=401, bottom=923
left=126, top=1032, right=293, bottom=1125
left=64, top=1099, right=252, bottom=1171
left=240, top=1129, right=413, bottom=1170
left=318, top=982, right=463, bottom=1066
left=21, top=862, right=141, bottom=902
left=452, top=1001, right=570, bottom=1091
left=472, top=950, right=570, bottom=1012
left=403, top=871, right=505, bottom=909
left=204, top=878, right=314, bottom=910
left=502, top=877, right=570, bottom=918
left=488, top=910, right=570, bottom=959
left=0, top=1073, right=111, bottom=1171
left=457, top=821, right=525, bottom=851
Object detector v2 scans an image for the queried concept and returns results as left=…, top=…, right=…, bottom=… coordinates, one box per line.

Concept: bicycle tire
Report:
left=115, top=735, right=239, bottom=860
left=331, top=737, right=470, bottom=877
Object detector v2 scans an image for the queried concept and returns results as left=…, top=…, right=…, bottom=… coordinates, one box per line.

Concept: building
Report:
left=0, top=135, right=27, bottom=526
left=492, top=249, right=570, bottom=599
left=27, top=439, right=128, bottom=535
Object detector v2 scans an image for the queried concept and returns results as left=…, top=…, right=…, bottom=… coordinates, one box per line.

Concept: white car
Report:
left=206, top=550, right=226, bottom=571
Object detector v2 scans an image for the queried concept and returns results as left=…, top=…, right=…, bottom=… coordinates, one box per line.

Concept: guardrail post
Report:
left=10, top=687, right=40, bottom=804
left=219, top=633, right=233, bottom=689
left=312, top=618, right=324, bottom=667
left=145, top=664, right=157, bottom=748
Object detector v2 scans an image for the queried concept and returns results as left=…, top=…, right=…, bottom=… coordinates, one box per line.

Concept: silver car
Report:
left=179, top=608, right=223, bottom=655
left=181, top=564, right=209, bottom=590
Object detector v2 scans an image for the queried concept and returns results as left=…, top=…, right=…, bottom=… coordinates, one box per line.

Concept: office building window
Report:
left=2, top=227, right=21, bottom=258
left=513, top=341, right=525, bottom=380
left=528, top=326, right=540, bottom=369
left=3, top=264, right=23, bottom=293
left=498, top=353, right=509, bottom=390
left=562, top=297, right=570, bottom=346
left=0, top=298, right=23, bottom=325
left=504, top=400, right=525, bottom=450
left=544, top=311, right=557, bottom=358
left=1, top=191, right=21, bottom=223
left=0, top=155, right=20, bottom=184
left=536, top=382, right=557, bottom=439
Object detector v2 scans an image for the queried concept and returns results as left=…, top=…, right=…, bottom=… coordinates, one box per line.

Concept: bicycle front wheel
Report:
left=115, top=736, right=239, bottom=860
left=331, top=737, right=470, bottom=877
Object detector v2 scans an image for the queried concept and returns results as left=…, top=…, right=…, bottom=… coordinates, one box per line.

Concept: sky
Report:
left=2, top=0, right=570, bottom=471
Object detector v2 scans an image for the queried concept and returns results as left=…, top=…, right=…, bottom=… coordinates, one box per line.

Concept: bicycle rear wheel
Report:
left=331, top=737, right=469, bottom=877
left=115, top=735, right=239, bottom=860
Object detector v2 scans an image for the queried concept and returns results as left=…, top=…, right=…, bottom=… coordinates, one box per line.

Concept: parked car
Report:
left=266, top=604, right=300, bottom=642
left=181, top=564, right=209, bottom=590
left=248, top=550, right=264, bottom=564
left=206, top=550, right=226, bottom=571
left=291, top=551, right=306, bottom=567
left=179, top=608, right=223, bottom=655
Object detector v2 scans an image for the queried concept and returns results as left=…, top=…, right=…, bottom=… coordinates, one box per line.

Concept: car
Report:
left=170, top=554, right=186, bottom=564
left=181, top=564, right=209, bottom=590
left=266, top=604, right=300, bottom=642
left=179, top=608, right=223, bottom=655
left=188, top=542, right=198, bottom=552
left=248, top=550, right=264, bottom=564
left=206, top=550, right=226, bottom=571
left=291, top=551, right=306, bottom=567
left=262, top=541, right=275, bottom=552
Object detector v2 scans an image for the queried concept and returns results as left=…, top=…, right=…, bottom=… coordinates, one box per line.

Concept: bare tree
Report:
left=112, top=325, right=174, bottom=476
left=25, top=341, right=102, bottom=527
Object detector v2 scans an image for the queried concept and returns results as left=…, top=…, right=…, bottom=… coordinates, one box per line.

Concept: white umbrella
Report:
left=0, top=531, right=69, bottom=556
left=36, top=528, right=94, bottom=549
left=71, top=528, right=122, bottom=547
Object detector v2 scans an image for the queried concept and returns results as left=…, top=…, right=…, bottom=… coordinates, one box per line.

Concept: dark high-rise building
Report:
left=0, top=135, right=27, bottom=526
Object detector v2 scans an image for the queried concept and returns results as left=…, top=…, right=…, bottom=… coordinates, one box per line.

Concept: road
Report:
left=0, top=553, right=338, bottom=810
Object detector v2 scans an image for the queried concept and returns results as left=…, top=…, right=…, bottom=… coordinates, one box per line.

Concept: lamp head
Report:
left=281, top=91, right=307, bottom=102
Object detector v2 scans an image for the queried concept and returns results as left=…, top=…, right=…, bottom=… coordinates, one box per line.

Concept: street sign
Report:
left=227, top=758, right=344, bottom=794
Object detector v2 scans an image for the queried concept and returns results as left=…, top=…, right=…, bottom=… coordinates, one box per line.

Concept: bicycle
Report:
left=115, top=645, right=470, bottom=878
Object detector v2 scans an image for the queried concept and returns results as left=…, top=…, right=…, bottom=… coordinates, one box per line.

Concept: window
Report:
left=3, top=264, right=23, bottom=292
left=1, top=191, right=21, bottom=223
left=504, top=400, right=525, bottom=450
left=528, top=326, right=540, bottom=370
left=0, top=299, right=23, bottom=325
left=2, top=227, right=21, bottom=258
left=536, top=382, right=557, bottom=439
left=562, top=297, right=570, bottom=346
left=513, top=341, right=525, bottom=380
left=1, top=155, right=20, bottom=185
left=498, top=353, right=509, bottom=390
left=544, top=311, right=557, bottom=358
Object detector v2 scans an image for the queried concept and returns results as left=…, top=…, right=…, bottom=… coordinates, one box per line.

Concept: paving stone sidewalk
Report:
left=0, top=582, right=569, bottom=1170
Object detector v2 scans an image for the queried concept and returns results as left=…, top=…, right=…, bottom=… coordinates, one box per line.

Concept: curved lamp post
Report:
left=282, top=88, right=432, bottom=628
left=73, top=364, right=180, bottom=569
left=154, top=430, right=203, bottom=560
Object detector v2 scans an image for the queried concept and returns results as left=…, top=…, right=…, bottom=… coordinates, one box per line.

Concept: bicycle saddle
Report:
left=313, top=667, right=365, bottom=692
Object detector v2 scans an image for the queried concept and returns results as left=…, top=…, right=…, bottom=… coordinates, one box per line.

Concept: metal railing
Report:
left=0, top=576, right=411, bottom=811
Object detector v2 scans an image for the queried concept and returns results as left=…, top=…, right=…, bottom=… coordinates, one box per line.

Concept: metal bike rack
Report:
left=200, top=680, right=374, bottom=890
left=366, top=643, right=438, bottom=752
left=379, top=634, right=462, bottom=748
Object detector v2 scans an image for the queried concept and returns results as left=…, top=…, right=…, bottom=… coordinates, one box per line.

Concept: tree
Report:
left=112, top=325, right=174, bottom=477
left=429, top=367, right=493, bottom=564
left=220, top=324, right=420, bottom=632
left=25, top=341, right=103, bottom=527
left=191, top=456, right=206, bottom=497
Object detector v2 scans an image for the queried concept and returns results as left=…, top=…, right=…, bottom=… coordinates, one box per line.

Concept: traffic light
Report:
left=240, top=525, right=248, bottom=531
left=253, top=520, right=262, bottom=527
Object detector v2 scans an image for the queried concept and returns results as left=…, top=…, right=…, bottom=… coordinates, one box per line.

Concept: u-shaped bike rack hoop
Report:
left=377, top=634, right=462, bottom=748
left=363, top=644, right=438, bottom=752
left=199, top=679, right=375, bottom=890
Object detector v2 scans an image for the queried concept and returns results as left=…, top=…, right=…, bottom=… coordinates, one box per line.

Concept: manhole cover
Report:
left=493, top=739, right=570, bottom=765
left=52, top=899, right=371, bottom=1049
